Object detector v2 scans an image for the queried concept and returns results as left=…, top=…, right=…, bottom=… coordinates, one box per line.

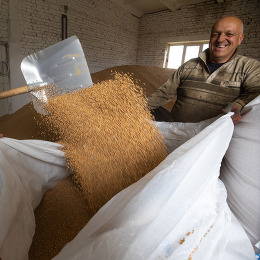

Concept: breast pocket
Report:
left=219, top=81, right=241, bottom=89
left=214, top=81, right=242, bottom=103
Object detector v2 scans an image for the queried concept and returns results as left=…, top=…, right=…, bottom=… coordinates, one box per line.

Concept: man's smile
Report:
left=215, top=44, right=228, bottom=49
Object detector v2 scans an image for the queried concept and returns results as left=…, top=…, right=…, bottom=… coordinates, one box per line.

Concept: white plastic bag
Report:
left=0, top=138, right=69, bottom=260
left=220, top=95, right=260, bottom=245
left=156, top=96, right=260, bottom=247
left=155, top=117, right=214, bottom=153
left=54, top=114, right=255, bottom=259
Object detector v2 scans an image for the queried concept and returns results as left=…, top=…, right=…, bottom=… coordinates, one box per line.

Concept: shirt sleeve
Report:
left=147, top=68, right=181, bottom=110
left=233, top=59, right=260, bottom=110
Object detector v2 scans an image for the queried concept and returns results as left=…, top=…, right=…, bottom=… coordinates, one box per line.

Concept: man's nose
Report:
left=217, top=33, right=226, bottom=42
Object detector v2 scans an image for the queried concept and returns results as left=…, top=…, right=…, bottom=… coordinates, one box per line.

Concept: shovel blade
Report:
left=21, top=36, right=93, bottom=114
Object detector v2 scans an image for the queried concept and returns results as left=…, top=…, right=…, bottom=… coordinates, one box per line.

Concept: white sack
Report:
left=0, top=138, right=69, bottom=260
left=156, top=95, right=260, bottom=247
left=53, top=114, right=255, bottom=259
left=220, top=95, right=260, bottom=246
left=155, top=117, right=214, bottom=153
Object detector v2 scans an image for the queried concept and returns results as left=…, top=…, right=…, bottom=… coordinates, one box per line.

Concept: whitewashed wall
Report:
left=137, top=0, right=260, bottom=67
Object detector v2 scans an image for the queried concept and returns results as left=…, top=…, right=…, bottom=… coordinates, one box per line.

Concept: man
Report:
left=147, top=16, right=260, bottom=124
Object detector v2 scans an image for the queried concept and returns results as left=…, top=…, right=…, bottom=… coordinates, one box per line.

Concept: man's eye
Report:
left=211, top=33, right=219, bottom=37
left=227, top=34, right=234, bottom=37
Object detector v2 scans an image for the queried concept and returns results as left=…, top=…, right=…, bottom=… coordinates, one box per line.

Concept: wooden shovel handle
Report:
left=0, top=86, right=30, bottom=99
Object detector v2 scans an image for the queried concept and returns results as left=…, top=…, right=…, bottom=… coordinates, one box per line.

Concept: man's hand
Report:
left=222, top=103, right=241, bottom=125
left=0, top=133, right=3, bottom=138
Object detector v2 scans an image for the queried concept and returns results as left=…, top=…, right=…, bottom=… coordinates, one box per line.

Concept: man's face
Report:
left=209, top=17, right=244, bottom=63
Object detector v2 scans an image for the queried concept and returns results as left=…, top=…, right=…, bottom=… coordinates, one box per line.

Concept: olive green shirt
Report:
left=147, top=49, right=260, bottom=122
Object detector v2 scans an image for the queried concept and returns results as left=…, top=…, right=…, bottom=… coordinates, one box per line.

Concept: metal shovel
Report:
left=0, top=36, right=93, bottom=114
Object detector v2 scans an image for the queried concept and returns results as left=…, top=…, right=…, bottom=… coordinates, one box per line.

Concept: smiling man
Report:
left=147, top=16, right=260, bottom=124
left=209, top=16, right=244, bottom=64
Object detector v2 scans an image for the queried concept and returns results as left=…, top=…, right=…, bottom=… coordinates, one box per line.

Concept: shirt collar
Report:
left=199, top=48, right=238, bottom=64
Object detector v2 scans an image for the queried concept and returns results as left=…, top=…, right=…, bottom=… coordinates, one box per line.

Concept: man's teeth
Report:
left=216, top=45, right=226, bottom=48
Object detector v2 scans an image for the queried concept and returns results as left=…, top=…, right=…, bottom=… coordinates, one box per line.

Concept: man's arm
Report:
left=222, top=103, right=241, bottom=125
left=147, top=69, right=180, bottom=110
left=233, top=60, right=260, bottom=111
left=222, top=60, right=260, bottom=125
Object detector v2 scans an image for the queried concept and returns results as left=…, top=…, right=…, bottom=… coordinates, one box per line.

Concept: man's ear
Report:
left=238, top=34, right=244, bottom=45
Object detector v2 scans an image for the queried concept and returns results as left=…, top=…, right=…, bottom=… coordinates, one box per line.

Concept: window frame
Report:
left=164, top=40, right=209, bottom=69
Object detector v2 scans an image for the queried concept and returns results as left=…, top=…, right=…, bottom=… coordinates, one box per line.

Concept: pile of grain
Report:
left=42, top=72, right=168, bottom=212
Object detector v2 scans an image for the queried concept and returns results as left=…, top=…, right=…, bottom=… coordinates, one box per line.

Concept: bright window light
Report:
left=202, top=43, right=209, bottom=51
left=165, top=41, right=209, bottom=69
left=167, top=45, right=184, bottom=69
left=184, top=45, right=200, bottom=62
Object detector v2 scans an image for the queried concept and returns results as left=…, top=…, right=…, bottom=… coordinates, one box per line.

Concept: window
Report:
left=165, top=41, right=209, bottom=69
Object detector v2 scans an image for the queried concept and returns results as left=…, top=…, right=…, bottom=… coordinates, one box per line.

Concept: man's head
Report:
left=209, top=16, right=244, bottom=63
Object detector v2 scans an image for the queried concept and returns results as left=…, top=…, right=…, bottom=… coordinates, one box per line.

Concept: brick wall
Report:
left=0, top=0, right=140, bottom=114
left=17, top=0, right=140, bottom=73
left=67, top=0, right=140, bottom=72
left=0, top=0, right=9, bottom=42
left=0, top=0, right=10, bottom=116
left=137, top=0, right=260, bottom=67
left=2, top=0, right=259, bottom=77
left=0, top=0, right=140, bottom=72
